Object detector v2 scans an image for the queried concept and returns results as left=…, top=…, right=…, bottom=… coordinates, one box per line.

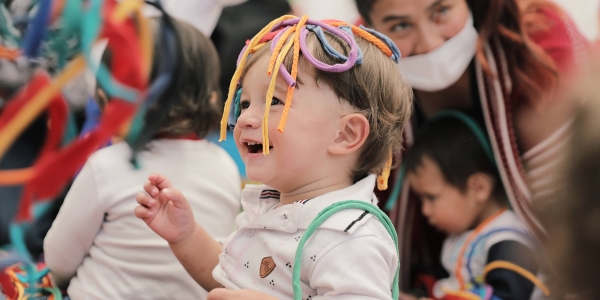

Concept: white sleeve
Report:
left=43, top=160, right=105, bottom=288
left=309, top=234, right=398, bottom=299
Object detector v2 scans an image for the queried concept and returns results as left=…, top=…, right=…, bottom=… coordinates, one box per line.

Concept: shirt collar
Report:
left=240, top=175, right=379, bottom=233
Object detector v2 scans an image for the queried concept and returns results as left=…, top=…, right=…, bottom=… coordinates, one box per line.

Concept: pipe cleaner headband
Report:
left=219, top=15, right=401, bottom=190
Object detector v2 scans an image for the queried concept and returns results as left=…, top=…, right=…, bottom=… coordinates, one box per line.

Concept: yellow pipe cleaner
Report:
left=483, top=260, right=550, bottom=296
left=0, top=168, right=34, bottom=185
left=219, top=15, right=296, bottom=141
left=277, top=15, right=308, bottom=133
left=262, top=33, right=295, bottom=154
left=135, top=7, right=153, bottom=82
left=0, top=55, right=86, bottom=159
left=267, top=26, right=296, bottom=76
left=377, top=150, right=393, bottom=190
left=250, top=42, right=266, bottom=54
left=112, top=0, right=143, bottom=22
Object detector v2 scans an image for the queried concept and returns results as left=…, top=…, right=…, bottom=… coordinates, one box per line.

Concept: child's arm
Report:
left=44, top=163, right=106, bottom=288
left=484, top=241, right=540, bottom=300
left=134, top=173, right=223, bottom=291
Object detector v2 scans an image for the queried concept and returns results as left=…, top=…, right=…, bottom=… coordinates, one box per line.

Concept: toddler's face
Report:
left=233, top=54, right=354, bottom=192
left=407, top=156, right=480, bottom=235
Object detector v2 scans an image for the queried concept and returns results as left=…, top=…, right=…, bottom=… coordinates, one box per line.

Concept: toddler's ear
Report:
left=328, top=113, right=369, bottom=155
left=467, top=172, right=494, bottom=203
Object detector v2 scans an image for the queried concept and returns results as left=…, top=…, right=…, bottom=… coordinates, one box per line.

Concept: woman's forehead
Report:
left=371, top=0, right=459, bottom=19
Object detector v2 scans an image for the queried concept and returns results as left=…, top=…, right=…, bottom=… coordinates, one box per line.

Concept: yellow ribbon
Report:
left=0, top=56, right=86, bottom=160
left=483, top=260, right=550, bottom=296
left=219, top=15, right=297, bottom=141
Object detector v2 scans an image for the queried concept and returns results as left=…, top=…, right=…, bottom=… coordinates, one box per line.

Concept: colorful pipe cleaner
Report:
left=219, top=15, right=401, bottom=190
left=0, top=0, right=176, bottom=223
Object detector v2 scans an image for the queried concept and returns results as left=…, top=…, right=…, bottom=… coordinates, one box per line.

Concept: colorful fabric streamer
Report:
left=0, top=0, right=175, bottom=223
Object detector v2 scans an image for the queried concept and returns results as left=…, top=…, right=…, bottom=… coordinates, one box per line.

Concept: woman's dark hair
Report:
left=405, top=117, right=505, bottom=200
left=355, top=0, right=558, bottom=105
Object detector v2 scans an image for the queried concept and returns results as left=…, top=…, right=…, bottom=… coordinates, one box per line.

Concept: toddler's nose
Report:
left=236, top=109, right=261, bottom=129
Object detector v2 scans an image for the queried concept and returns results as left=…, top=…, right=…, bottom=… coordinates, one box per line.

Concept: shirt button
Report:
left=246, top=229, right=255, bottom=236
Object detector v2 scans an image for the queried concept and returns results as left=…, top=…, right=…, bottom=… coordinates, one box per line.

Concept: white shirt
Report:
left=213, top=175, right=398, bottom=299
left=44, top=139, right=241, bottom=300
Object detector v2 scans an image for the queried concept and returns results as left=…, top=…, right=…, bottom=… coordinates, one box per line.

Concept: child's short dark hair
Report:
left=405, top=116, right=505, bottom=199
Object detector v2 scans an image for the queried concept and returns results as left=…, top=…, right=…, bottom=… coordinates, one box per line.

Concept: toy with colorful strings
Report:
left=220, top=15, right=400, bottom=191
left=0, top=0, right=178, bottom=298
left=0, top=0, right=178, bottom=222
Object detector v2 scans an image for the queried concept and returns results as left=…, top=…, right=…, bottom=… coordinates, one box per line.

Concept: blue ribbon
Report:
left=359, top=25, right=401, bottom=63
left=22, top=0, right=53, bottom=58
left=305, top=24, right=363, bottom=65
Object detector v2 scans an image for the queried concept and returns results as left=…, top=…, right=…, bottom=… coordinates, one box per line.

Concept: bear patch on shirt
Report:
left=260, top=256, right=276, bottom=278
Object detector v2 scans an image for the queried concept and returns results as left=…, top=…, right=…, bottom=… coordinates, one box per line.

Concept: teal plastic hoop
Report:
left=291, top=200, right=400, bottom=299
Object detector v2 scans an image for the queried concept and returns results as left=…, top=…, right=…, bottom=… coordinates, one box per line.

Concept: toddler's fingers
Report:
left=206, top=289, right=235, bottom=300
left=143, top=181, right=159, bottom=196
left=161, top=187, right=188, bottom=209
left=207, top=289, right=276, bottom=300
left=134, top=205, right=152, bottom=220
left=136, top=192, right=155, bottom=208
left=148, top=173, right=173, bottom=190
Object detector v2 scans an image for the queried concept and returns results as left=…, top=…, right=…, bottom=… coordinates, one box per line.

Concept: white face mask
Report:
left=397, top=14, right=478, bottom=92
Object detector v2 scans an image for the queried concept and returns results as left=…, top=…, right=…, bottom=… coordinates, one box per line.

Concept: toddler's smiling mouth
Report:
left=244, top=141, right=273, bottom=154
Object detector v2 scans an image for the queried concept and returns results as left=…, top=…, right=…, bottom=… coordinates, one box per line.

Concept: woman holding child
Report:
left=356, top=0, right=589, bottom=297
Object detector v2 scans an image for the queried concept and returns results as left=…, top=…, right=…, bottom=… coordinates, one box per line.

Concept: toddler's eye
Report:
left=271, top=97, right=284, bottom=106
left=240, top=100, right=250, bottom=110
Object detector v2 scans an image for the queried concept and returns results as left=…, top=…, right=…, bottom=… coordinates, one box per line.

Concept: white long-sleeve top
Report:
left=44, top=139, right=241, bottom=300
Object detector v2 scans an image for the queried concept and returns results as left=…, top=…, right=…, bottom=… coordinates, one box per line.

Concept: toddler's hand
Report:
left=134, top=173, right=196, bottom=244
left=207, top=289, right=278, bottom=300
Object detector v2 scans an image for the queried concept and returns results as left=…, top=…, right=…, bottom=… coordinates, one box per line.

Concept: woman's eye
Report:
left=391, top=22, right=411, bottom=33
left=432, top=6, right=450, bottom=21
left=240, top=100, right=250, bottom=110
left=271, top=97, right=283, bottom=106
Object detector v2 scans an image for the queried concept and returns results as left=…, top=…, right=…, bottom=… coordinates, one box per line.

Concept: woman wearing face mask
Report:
left=356, top=0, right=590, bottom=293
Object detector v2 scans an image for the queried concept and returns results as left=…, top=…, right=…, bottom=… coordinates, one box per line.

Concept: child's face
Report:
left=407, top=156, right=481, bottom=235
left=234, top=54, right=355, bottom=191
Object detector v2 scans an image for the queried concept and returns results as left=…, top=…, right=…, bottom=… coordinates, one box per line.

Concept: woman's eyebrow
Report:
left=426, top=0, right=445, bottom=13
left=382, top=0, right=445, bottom=23
left=382, top=15, right=411, bottom=24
